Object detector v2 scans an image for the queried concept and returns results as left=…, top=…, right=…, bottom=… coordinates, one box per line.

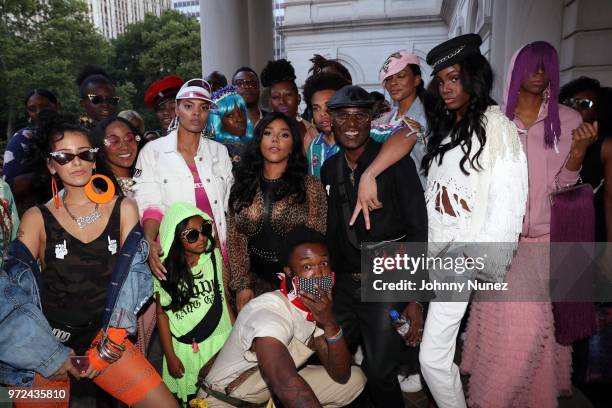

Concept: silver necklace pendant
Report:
left=74, top=209, right=102, bottom=229
left=62, top=192, right=101, bottom=229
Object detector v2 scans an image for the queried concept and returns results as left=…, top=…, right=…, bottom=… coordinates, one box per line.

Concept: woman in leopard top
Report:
left=228, top=112, right=327, bottom=313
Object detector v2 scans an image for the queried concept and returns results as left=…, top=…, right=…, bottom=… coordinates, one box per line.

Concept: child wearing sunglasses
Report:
left=155, top=202, right=233, bottom=406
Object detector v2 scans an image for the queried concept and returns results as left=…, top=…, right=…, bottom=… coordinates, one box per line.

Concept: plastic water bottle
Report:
left=390, top=309, right=410, bottom=336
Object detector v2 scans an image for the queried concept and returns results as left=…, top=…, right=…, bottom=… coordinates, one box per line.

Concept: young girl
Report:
left=155, top=202, right=233, bottom=406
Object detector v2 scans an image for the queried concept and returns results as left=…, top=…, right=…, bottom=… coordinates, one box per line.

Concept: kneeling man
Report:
left=199, top=226, right=366, bottom=407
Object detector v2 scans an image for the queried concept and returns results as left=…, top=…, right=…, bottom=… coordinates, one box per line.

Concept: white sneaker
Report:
left=398, top=373, right=422, bottom=393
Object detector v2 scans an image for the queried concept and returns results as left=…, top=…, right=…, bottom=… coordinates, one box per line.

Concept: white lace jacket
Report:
left=425, top=106, right=528, bottom=281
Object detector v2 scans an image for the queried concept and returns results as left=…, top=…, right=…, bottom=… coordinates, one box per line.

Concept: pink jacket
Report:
left=513, top=104, right=581, bottom=237
left=504, top=46, right=582, bottom=238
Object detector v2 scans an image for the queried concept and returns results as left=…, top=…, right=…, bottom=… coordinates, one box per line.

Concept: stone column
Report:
left=489, top=0, right=564, bottom=100
left=200, top=0, right=273, bottom=80
left=560, top=0, right=612, bottom=84
left=247, top=0, right=274, bottom=74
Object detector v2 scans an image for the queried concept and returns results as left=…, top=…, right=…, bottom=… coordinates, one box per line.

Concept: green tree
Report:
left=0, top=0, right=110, bottom=138
left=110, top=10, right=201, bottom=128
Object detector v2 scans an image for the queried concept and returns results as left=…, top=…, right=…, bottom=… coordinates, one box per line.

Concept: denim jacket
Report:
left=0, top=224, right=152, bottom=386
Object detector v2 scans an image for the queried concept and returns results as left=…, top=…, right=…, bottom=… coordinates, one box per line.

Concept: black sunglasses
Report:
left=87, top=94, right=121, bottom=106
left=181, top=222, right=213, bottom=244
left=562, top=97, right=595, bottom=110
left=49, top=148, right=98, bottom=165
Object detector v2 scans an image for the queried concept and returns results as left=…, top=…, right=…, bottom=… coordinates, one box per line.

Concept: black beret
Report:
left=426, top=34, right=483, bottom=75
left=326, top=85, right=375, bottom=110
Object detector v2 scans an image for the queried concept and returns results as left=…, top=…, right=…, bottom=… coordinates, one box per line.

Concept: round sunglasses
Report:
left=49, top=148, right=99, bottom=165
left=104, top=132, right=141, bottom=150
left=181, top=221, right=213, bottom=244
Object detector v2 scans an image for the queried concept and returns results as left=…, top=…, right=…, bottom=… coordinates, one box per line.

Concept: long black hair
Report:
left=407, top=64, right=426, bottom=100
left=30, top=110, right=120, bottom=202
left=160, top=216, right=216, bottom=312
left=229, top=112, right=308, bottom=214
left=599, top=87, right=612, bottom=138
left=422, top=53, right=496, bottom=176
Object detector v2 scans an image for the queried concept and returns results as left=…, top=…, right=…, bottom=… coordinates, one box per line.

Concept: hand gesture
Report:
left=49, top=350, right=80, bottom=381
left=401, top=303, right=424, bottom=347
left=299, top=285, right=337, bottom=331
left=401, top=118, right=423, bottom=137
left=570, top=121, right=598, bottom=159
left=147, top=238, right=167, bottom=280
left=79, top=365, right=102, bottom=380
left=349, top=172, right=381, bottom=231
left=167, top=353, right=185, bottom=379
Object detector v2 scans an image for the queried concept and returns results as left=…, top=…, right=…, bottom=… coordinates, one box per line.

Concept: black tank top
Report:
left=39, top=197, right=122, bottom=354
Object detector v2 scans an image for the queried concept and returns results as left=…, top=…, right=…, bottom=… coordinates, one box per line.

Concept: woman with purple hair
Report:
left=461, top=41, right=597, bottom=408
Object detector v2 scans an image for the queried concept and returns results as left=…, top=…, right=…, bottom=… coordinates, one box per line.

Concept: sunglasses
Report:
left=181, top=221, right=213, bottom=244
left=104, top=132, right=141, bottom=149
left=234, top=79, right=258, bottom=89
left=332, top=111, right=371, bottom=125
left=563, top=97, right=595, bottom=110
left=87, top=94, right=121, bottom=106
left=49, top=148, right=99, bottom=165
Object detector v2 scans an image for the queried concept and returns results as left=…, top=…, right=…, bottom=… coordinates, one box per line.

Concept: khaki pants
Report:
left=200, top=365, right=365, bottom=408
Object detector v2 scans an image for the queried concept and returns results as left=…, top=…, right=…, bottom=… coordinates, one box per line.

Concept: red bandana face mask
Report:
left=278, top=272, right=335, bottom=321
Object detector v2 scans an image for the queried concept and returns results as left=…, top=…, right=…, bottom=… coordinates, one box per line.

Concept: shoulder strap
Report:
left=335, top=157, right=360, bottom=249
left=173, top=250, right=224, bottom=344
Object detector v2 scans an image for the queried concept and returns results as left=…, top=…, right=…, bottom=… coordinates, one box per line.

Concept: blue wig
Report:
left=208, top=86, right=254, bottom=143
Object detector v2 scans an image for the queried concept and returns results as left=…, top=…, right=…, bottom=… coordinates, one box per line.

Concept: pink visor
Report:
left=176, top=78, right=215, bottom=106
left=379, top=51, right=421, bottom=84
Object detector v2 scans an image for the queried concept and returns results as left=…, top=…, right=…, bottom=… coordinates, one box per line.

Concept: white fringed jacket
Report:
left=425, top=105, right=528, bottom=280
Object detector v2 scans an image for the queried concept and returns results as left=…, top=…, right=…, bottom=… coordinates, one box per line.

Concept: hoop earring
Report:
left=85, top=174, right=115, bottom=204
left=51, top=175, right=60, bottom=209
left=543, top=87, right=550, bottom=103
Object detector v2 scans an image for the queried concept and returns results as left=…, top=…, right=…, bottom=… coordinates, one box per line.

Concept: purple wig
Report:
left=505, top=41, right=561, bottom=149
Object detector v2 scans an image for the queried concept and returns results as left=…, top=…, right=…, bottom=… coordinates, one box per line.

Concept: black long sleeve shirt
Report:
left=321, top=140, right=428, bottom=275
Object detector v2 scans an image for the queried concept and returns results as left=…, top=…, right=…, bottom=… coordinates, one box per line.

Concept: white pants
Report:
left=419, top=301, right=468, bottom=408
left=201, top=366, right=366, bottom=407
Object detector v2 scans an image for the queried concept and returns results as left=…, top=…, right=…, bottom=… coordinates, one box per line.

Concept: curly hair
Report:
left=76, top=65, right=114, bottom=98
left=308, top=54, right=352, bottom=83
left=29, top=111, right=120, bottom=202
left=260, top=59, right=298, bottom=92
left=160, top=215, right=217, bottom=312
left=302, top=73, right=351, bottom=109
left=559, top=76, right=601, bottom=105
left=229, top=112, right=308, bottom=214
left=422, top=53, right=495, bottom=176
